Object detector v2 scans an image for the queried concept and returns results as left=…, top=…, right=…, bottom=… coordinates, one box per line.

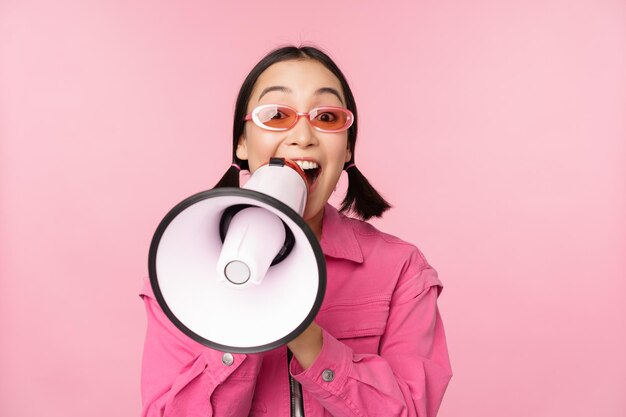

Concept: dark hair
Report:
left=214, top=44, right=390, bottom=220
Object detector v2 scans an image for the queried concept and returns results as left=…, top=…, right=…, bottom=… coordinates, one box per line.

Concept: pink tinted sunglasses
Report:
left=244, top=104, right=354, bottom=133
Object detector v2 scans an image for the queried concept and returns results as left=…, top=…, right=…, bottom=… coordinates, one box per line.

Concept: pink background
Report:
left=1, top=1, right=624, bottom=416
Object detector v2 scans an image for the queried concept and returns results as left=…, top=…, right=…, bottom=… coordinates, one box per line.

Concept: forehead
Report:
left=251, top=59, right=345, bottom=104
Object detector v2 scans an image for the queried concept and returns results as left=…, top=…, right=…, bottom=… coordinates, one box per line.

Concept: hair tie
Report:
left=345, top=163, right=356, bottom=171
left=231, top=163, right=241, bottom=171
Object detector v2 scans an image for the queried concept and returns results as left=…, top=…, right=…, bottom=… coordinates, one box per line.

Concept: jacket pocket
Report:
left=316, top=297, right=390, bottom=354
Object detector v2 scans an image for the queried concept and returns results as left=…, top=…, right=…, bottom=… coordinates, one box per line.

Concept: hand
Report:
left=286, top=322, right=323, bottom=370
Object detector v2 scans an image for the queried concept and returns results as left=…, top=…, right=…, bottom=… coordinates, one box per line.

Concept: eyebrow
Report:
left=257, top=85, right=344, bottom=105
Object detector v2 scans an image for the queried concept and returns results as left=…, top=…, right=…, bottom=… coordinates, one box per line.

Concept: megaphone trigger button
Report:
left=222, top=353, right=234, bottom=366
left=269, top=157, right=285, bottom=166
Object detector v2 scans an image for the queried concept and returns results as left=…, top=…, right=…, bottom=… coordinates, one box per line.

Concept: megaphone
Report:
left=148, top=158, right=326, bottom=353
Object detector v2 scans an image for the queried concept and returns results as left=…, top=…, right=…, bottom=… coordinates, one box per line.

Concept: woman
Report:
left=140, top=45, right=453, bottom=417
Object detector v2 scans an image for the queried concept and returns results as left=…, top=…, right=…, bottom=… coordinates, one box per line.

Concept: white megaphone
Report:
left=148, top=157, right=326, bottom=353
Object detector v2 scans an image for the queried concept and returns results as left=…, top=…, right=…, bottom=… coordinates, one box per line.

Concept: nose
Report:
left=286, top=114, right=318, bottom=148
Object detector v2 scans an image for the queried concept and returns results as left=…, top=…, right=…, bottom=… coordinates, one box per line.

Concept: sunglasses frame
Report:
left=244, top=104, right=354, bottom=133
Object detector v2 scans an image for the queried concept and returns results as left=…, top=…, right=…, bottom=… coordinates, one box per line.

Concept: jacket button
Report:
left=321, top=369, right=334, bottom=382
left=222, top=353, right=234, bottom=366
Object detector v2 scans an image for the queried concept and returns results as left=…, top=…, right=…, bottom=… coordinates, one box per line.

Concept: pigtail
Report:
left=340, top=164, right=391, bottom=221
left=213, top=163, right=241, bottom=188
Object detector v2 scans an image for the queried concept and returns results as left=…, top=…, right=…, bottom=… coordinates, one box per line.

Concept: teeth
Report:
left=295, top=160, right=319, bottom=170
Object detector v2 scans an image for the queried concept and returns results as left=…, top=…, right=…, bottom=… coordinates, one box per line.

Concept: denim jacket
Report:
left=140, top=203, right=452, bottom=416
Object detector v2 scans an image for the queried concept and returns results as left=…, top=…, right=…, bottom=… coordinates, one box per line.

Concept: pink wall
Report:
left=1, top=1, right=624, bottom=416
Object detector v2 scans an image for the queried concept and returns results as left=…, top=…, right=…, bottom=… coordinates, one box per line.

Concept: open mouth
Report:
left=294, top=160, right=322, bottom=188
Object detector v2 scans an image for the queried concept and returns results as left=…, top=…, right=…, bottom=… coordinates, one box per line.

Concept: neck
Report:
left=305, top=206, right=324, bottom=241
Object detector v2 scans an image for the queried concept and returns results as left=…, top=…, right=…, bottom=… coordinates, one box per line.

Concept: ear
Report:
left=236, top=135, right=248, bottom=160
left=344, top=146, right=352, bottom=163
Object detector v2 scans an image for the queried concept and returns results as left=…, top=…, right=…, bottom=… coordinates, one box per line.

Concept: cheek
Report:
left=320, top=145, right=348, bottom=188
left=246, top=136, right=281, bottom=171
left=327, top=140, right=350, bottom=166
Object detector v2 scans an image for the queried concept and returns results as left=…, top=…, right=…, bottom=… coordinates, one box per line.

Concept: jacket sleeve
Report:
left=289, top=249, right=453, bottom=417
left=139, top=276, right=263, bottom=417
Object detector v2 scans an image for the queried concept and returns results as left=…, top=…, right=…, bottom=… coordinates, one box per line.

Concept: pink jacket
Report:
left=140, top=203, right=453, bottom=416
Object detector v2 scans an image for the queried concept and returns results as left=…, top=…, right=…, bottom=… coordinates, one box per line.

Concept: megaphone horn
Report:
left=148, top=157, right=326, bottom=353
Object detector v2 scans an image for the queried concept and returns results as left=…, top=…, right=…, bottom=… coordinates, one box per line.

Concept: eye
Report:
left=271, top=110, right=288, bottom=120
left=258, top=107, right=289, bottom=123
left=316, top=112, right=337, bottom=123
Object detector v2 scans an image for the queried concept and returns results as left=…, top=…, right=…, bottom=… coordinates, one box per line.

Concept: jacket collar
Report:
left=319, top=203, right=364, bottom=263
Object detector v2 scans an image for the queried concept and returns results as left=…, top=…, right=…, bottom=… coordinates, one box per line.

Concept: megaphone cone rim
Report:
left=148, top=187, right=327, bottom=353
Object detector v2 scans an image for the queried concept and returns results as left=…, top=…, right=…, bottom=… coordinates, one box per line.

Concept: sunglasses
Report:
left=244, top=104, right=354, bottom=133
